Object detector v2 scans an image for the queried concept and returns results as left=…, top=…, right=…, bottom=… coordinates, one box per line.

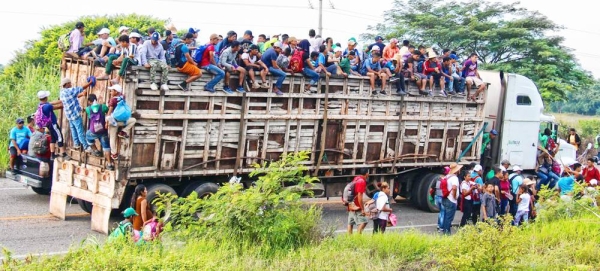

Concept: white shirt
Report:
left=517, top=193, right=531, bottom=211
left=447, top=175, right=460, bottom=203
left=375, top=191, right=390, bottom=220
left=460, top=181, right=472, bottom=200
left=241, top=52, right=257, bottom=64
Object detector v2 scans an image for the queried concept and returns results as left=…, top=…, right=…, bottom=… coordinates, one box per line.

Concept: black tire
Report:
left=181, top=181, right=204, bottom=198
left=418, top=173, right=441, bottom=212
left=77, top=199, right=93, bottom=214
left=145, top=183, right=177, bottom=222
left=410, top=174, right=424, bottom=208
left=31, top=187, right=51, bottom=195
left=191, top=182, right=219, bottom=198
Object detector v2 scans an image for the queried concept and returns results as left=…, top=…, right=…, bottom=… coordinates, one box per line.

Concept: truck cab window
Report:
left=516, top=95, right=532, bottom=105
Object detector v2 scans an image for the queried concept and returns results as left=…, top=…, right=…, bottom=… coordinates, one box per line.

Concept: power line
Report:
left=326, top=7, right=382, bottom=20
left=323, top=9, right=381, bottom=22
left=150, top=0, right=310, bottom=9
left=563, top=27, right=600, bottom=36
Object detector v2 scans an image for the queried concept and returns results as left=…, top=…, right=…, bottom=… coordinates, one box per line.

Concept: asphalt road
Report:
left=0, top=179, right=442, bottom=258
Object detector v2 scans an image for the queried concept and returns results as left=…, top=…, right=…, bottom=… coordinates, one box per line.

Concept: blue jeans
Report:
left=537, top=170, right=559, bottom=190
left=499, top=198, right=509, bottom=216
left=268, top=67, right=286, bottom=89
left=69, top=117, right=89, bottom=149
left=86, top=131, right=110, bottom=152
left=303, top=68, right=319, bottom=85
left=202, top=64, right=225, bottom=89
left=326, top=64, right=338, bottom=74
left=435, top=195, right=445, bottom=229
left=547, top=171, right=559, bottom=189
left=442, top=198, right=457, bottom=234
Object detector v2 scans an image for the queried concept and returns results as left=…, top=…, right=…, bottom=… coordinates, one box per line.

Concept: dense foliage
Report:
left=550, top=82, right=600, bottom=116
left=363, top=0, right=594, bottom=103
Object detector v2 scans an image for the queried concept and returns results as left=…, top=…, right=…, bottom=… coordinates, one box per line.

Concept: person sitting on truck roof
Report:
left=65, top=22, right=93, bottom=59
left=28, top=124, right=51, bottom=162
left=106, top=84, right=137, bottom=160
left=35, top=90, right=68, bottom=161
left=97, top=35, right=140, bottom=83
left=361, top=52, right=388, bottom=96
left=8, top=118, right=32, bottom=173
left=59, top=77, right=95, bottom=154
left=382, top=38, right=400, bottom=62
left=463, top=53, right=487, bottom=102
left=261, top=42, right=286, bottom=96
left=406, top=51, right=427, bottom=94
left=200, top=33, right=226, bottom=93
left=449, top=54, right=465, bottom=95
left=241, top=44, right=269, bottom=90
left=139, top=32, right=170, bottom=92
left=175, top=33, right=203, bottom=92
left=220, top=40, right=247, bottom=94
left=90, top=28, right=117, bottom=63
left=423, top=52, right=445, bottom=97
left=277, top=47, right=295, bottom=75
left=85, top=94, right=114, bottom=170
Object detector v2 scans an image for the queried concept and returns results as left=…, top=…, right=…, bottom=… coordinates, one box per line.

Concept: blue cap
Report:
left=375, top=36, right=383, bottom=41
left=151, top=32, right=160, bottom=41
left=490, top=129, right=498, bottom=135
left=470, top=171, right=479, bottom=178
left=189, top=27, right=200, bottom=34
left=450, top=54, right=458, bottom=60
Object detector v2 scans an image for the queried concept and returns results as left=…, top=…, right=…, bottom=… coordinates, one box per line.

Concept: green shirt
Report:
left=486, top=170, right=495, bottom=181
left=539, top=133, right=548, bottom=149
left=481, top=133, right=491, bottom=155
left=339, top=58, right=351, bottom=74
left=86, top=104, right=109, bottom=117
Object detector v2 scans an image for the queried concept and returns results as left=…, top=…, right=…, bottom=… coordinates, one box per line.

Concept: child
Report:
left=480, top=183, right=498, bottom=222
left=513, top=184, right=531, bottom=226
left=108, top=207, right=138, bottom=241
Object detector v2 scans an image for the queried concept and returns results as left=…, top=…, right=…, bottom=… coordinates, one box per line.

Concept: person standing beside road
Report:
left=373, top=182, right=393, bottom=233
left=131, top=184, right=153, bottom=231
left=567, top=128, right=581, bottom=155
left=442, top=163, right=462, bottom=235
left=471, top=169, right=484, bottom=224
left=459, top=170, right=476, bottom=227
left=508, top=166, right=524, bottom=217
left=347, top=168, right=369, bottom=234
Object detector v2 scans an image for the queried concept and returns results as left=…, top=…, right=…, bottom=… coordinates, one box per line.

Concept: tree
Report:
left=363, top=0, right=593, bottom=103
left=549, top=82, right=600, bottom=115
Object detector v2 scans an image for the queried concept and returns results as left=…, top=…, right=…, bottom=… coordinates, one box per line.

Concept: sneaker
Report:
left=437, top=91, right=447, bottom=97
left=390, top=77, right=399, bottom=83
left=274, top=89, right=283, bottom=95
left=97, top=57, right=106, bottom=65
left=62, top=153, right=71, bottom=161
left=73, top=145, right=81, bottom=150
left=396, top=90, right=407, bottom=96
left=457, top=92, right=466, bottom=96
left=236, top=86, right=246, bottom=93
left=93, top=150, right=103, bottom=157
left=106, top=164, right=115, bottom=170
left=118, top=131, right=129, bottom=139
left=428, top=91, right=434, bottom=97
left=150, top=83, right=158, bottom=91
left=260, top=82, right=270, bottom=88
left=252, top=82, right=260, bottom=89
left=418, top=90, right=429, bottom=96
left=161, top=84, right=170, bottom=91
left=204, top=87, right=216, bottom=93
left=222, top=86, right=234, bottom=95
left=447, top=91, right=456, bottom=96
left=380, top=90, right=387, bottom=95
left=178, top=81, right=188, bottom=91
left=111, top=153, right=118, bottom=160
left=84, top=147, right=93, bottom=153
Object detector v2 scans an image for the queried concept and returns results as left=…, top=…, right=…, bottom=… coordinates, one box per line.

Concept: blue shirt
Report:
left=9, top=126, right=32, bottom=148
left=41, top=103, right=57, bottom=124
left=474, top=176, right=484, bottom=204
left=317, top=53, right=326, bottom=67
left=59, top=87, right=84, bottom=121
left=509, top=173, right=524, bottom=194
left=260, top=48, right=278, bottom=68
left=360, top=58, right=381, bottom=75
left=557, top=176, right=575, bottom=195
left=384, top=61, right=395, bottom=71
left=179, top=44, right=190, bottom=65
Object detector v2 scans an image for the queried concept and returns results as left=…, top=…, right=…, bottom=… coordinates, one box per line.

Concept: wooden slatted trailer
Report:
left=49, top=58, right=485, bottom=233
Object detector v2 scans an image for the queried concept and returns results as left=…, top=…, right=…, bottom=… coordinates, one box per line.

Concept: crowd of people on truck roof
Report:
left=342, top=126, right=600, bottom=235
left=63, top=22, right=488, bottom=99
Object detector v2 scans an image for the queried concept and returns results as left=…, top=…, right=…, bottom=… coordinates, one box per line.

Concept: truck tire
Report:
left=31, top=187, right=51, bottom=195
left=181, top=181, right=204, bottom=198
left=145, top=183, right=177, bottom=222
left=77, top=199, right=93, bottom=214
left=190, top=182, right=219, bottom=198
left=418, top=173, right=441, bottom=213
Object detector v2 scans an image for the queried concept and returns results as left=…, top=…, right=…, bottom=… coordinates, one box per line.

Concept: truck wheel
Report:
left=31, top=187, right=51, bottom=195
left=77, top=199, right=93, bottom=214
left=191, top=182, right=219, bottom=198
left=145, top=183, right=177, bottom=222
left=410, top=175, right=424, bottom=208
left=181, top=181, right=203, bottom=198
left=418, top=173, right=440, bottom=212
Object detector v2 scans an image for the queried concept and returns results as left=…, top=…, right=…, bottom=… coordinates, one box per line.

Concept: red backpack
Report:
left=290, top=49, right=304, bottom=73
left=440, top=175, right=454, bottom=198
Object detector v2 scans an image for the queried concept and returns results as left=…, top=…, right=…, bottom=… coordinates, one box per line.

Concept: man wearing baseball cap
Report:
left=92, top=28, right=117, bottom=60
left=140, top=32, right=170, bottom=92
left=508, top=165, right=524, bottom=217
left=187, top=28, right=200, bottom=53
left=59, top=76, right=96, bottom=154
left=36, top=90, right=69, bottom=161
left=118, top=26, right=130, bottom=36
left=261, top=42, right=286, bottom=95
left=368, top=36, right=385, bottom=54
left=8, top=117, right=32, bottom=173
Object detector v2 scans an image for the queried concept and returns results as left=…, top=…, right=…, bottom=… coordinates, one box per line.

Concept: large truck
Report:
left=47, top=58, right=574, bottom=233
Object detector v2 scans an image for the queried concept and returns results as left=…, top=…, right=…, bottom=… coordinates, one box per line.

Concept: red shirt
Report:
left=199, top=44, right=215, bottom=67
left=423, top=59, right=441, bottom=76
left=352, top=176, right=367, bottom=210
left=108, top=95, right=123, bottom=109
left=499, top=179, right=510, bottom=200
left=583, top=166, right=600, bottom=184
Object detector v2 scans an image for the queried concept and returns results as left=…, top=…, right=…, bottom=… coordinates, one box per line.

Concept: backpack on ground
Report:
left=290, top=49, right=304, bottom=73
left=173, top=43, right=186, bottom=68
left=34, top=104, right=52, bottom=128
left=112, top=97, right=131, bottom=122
left=108, top=221, right=132, bottom=241
left=440, top=175, right=454, bottom=198
left=30, top=132, right=49, bottom=156
left=57, top=32, right=71, bottom=52
left=89, top=107, right=106, bottom=134
left=193, top=44, right=210, bottom=64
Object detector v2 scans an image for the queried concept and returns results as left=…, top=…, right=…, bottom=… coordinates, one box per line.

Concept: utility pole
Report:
left=318, top=0, right=323, bottom=36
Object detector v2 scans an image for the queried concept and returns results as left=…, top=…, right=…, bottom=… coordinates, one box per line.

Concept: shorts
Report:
left=9, top=146, right=18, bottom=158
left=245, top=65, right=264, bottom=72
left=86, top=131, right=111, bottom=152
left=427, top=73, right=442, bottom=80
left=177, top=62, right=201, bottom=76
left=414, top=73, right=426, bottom=80
left=466, top=76, right=484, bottom=87
left=347, top=211, right=368, bottom=226
left=49, top=123, right=64, bottom=147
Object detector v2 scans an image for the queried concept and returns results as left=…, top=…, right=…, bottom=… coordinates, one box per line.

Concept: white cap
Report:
left=37, top=90, right=50, bottom=99
left=130, top=32, right=142, bottom=39
left=97, top=28, right=110, bottom=35
left=108, top=84, right=123, bottom=93
left=473, top=164, right=483, bottom=172
left=591, top=179, right=598, bottom=185
left=334, top=47, right=342, bottom=53
left=512, top=165, right=523, bottom=172
left=500, top=165, right=507, bottom=172
left=372, top=45, right=380, bottom=51
left=273, top=42, right=283, bottom=48
left=118, top=26, right=129, bottom=33
left=60, top=77, right=71, bottom=87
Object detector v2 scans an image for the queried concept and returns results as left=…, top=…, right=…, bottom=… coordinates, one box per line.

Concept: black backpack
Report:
left=173, top=43, right=186, bottom=68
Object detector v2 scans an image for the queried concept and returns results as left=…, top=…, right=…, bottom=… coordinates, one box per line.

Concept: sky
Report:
left=0, top=0, right=599, bottom=78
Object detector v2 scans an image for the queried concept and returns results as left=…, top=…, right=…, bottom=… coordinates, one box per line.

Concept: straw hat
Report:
left=523, top=178, right=535, bottom=186
left=448, top=163, right=463, bottom=175
left=164, top=22, right=177, bottom=33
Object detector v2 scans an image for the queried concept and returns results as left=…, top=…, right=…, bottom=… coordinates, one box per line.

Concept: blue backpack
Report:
left=166, top=38, right=182, bottom=67
left=416, top=60, right=424, bottom=73
left=193, top=43, right=210, bottom=64
left=113, top=96, right=131, bottom=122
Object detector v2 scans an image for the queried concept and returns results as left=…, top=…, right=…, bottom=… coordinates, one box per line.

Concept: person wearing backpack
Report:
left=85, top=94, right=114, bottom=170
left=36, top=90, right=68, bottom=160
left=108, top=207, right=138, bottom=242
left=441, top=163, right=462, bottom=234
left=59, top=77, right=96, bottom=155
left=372, top=182, right=393, bottom=233
left=508, top=166, right=524, bottom=218
left=139, top=32, right=170, bottom=92
left=175, top=33, right=203, bottom=91
left=346, top=168, right=370, bottom=234
left=106, top=84, right=137, bottom=161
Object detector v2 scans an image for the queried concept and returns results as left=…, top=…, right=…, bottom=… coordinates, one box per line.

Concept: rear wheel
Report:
left=145, top=183, right=177, bottom=222
left=31, top=187, right=51, bottom=195
left=77, top=199, right=93, bottom=214
left=418, top=173, right=441, bottom=212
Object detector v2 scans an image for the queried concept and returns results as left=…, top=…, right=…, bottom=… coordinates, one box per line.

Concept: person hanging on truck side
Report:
left=347, top=168, right=370, bottom=234
left=85, top=94, right=114, bottom=170
left=261, top=42, right=286, bottom=96
left=200, top=33, right=226, bottom=93
left=35, top=90, right=68, bottom=160
left=480, top=129, right=497, bottom=175
left=175, top=33, right=203, bottom=91
left=8, top=118, right=32, bottom=173
left=106, top=84, right=137, bottom=161
left=463, top=53, right=487, bottom=102
left=59, top=77, right=96, bottom=154
left=220, top=40, right=247, bottom=94
left=139, top=32, right=170, bottom=92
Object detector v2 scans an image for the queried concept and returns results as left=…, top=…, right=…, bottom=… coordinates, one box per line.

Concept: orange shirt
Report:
left=382, top=45, right=399, bottom=61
